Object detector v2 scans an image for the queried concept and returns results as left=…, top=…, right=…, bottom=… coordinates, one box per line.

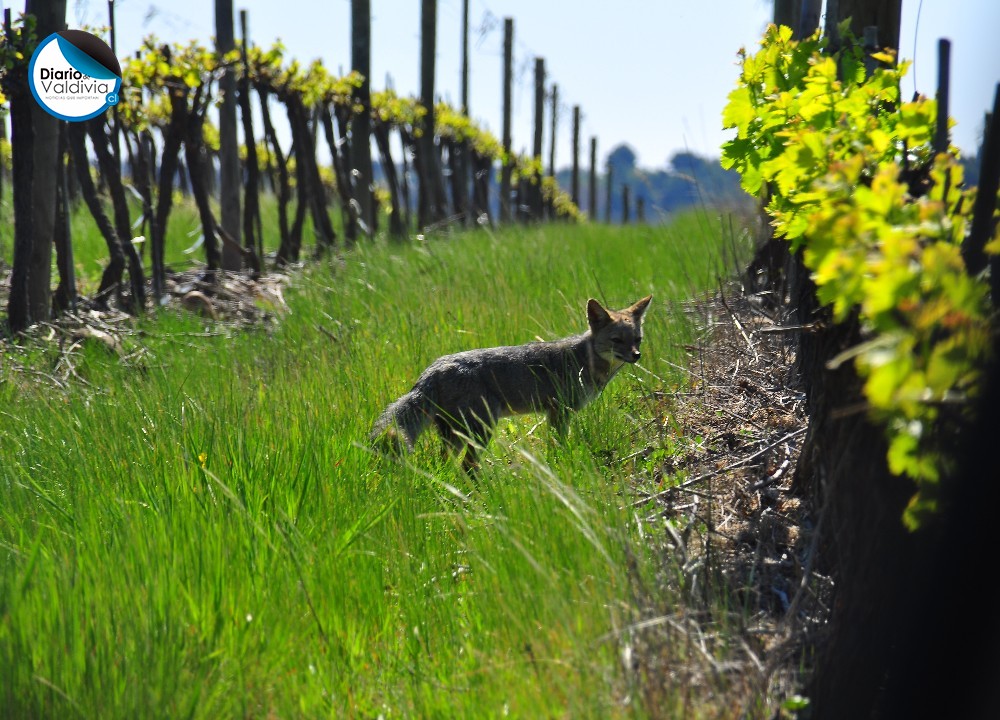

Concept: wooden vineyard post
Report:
left=547, top=83, right=558, bottom=219
left=216, top=0, right=243, bottom=270
left=26, top=0, right=66, bottom=322
left=933, top=39, right=951, bottom=155
left=588, top=137, right=597, bottom=220
left=962, top=85, right=1000, bottom=287
left=500, top=17, right=513, bottom=224
left=0, top=94, right=5, bottom=203
left=571, top=105, right=580, bottom=207
left=836, top=0, right=902, bottom=55
left=548, top=83, right=558, bottom=178
left=351, top=0, right=375, bottom=239
left=417, top=0, right=440, bottom=230
left=604, top=163, right=612, bottom=223
left=239, top=10, right=263, bottom=265
left=772, top=0, right=798, bottom=29
left=531, top=57, right=545, bottom=220
left=799, top=0, right=822, bottom=37
left=460, top=0, right=470, bottom=115
left=108, top=1, right=122, bottom=202
left=454, top=0, right=472, bottom=227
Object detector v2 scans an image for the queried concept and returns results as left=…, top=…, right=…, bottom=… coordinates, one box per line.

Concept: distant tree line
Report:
left=553, top=145, right=750, bottom=223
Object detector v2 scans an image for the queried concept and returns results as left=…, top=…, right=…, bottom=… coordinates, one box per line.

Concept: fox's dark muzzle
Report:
left=616, top=348, right=641, bottom=363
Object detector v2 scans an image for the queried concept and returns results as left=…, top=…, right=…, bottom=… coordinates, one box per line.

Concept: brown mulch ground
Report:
left=0, top=265, right=290, bottom=386
left=624, top=284, right=829, bottom=717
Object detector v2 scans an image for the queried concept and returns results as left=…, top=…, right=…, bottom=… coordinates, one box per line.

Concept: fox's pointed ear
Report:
left=630, top=295, right=652, bottom=318
left=587, top=298, right=612, bottom=329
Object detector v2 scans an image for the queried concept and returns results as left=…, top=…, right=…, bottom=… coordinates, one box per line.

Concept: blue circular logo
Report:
left=29, top=30, right=122, bottom=122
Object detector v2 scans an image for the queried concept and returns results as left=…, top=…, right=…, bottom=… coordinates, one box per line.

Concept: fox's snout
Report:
left=616, top=345, right=641, bottom=363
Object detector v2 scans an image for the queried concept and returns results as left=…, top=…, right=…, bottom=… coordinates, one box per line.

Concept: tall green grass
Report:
left=1, top=213, right=745, bottom=718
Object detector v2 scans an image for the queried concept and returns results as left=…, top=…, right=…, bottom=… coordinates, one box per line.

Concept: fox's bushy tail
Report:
left=369, top=388, right=434, bottom=453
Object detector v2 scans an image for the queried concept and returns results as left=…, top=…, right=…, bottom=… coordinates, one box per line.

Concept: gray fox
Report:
left=370, top=295, right=652, bottom=471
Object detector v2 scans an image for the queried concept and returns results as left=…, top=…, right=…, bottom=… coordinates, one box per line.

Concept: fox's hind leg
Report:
left=547, top=404, right=571, bottom=438
left=460, top=409, right=500, bottom=474
left=435, top=408, right=495, bottom=474
left=459, top=421, right=489, bottom=474
left=435, top=416, right=466, bottom=462
left=373, top=426, right=411, bottom=457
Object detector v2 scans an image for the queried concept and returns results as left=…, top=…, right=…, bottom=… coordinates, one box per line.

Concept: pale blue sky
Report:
left=59, top=1, right=1000, bottom=170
